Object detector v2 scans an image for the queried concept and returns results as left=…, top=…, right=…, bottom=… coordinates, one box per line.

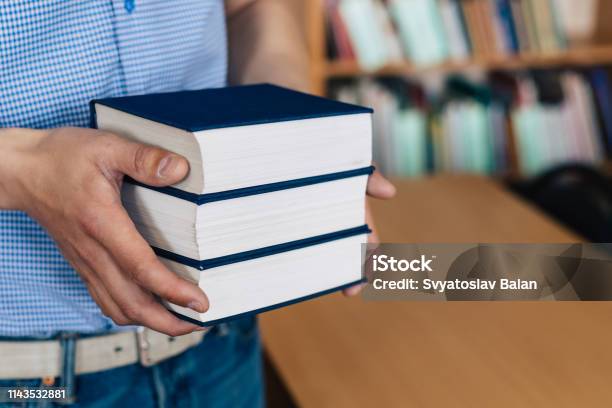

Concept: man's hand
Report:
left=343, top=169, right=396, bottom=296
left=0, top=128, right=208, bottom=336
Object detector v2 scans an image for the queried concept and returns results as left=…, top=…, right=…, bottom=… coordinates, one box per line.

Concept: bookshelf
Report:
left=304, top=0, right=612, bottom=95
left=302, top=0, right=612, bottom=180
left=324, top=47, right=612, bottom=77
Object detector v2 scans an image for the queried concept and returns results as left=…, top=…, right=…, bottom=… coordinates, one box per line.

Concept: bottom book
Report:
left=160, top=232, right=368, bottom=325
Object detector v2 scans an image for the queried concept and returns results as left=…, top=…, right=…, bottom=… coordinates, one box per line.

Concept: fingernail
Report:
left=187, top=301, right=206, bottom=313
left=157, top=155, right=175, bottom=178
left=194, top=327, right=208, bottom=332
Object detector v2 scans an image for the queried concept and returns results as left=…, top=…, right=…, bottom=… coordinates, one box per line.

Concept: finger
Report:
left=73, top=237, right=204, bottom=335
left=343, top=283, right=366, bottom=297
left=135, top=294, right=207, bottom=336
left=82, top=205, right=209, bottom=313
left=57, top=240, right=133, bottom=325
left=77, top=258, right=134, bottom=325
left=87, top=282, right=133, bottom=326
left=367, top=169, right=396, bottom=199
left=102, top=268, right=203, bottom=335
left=104, top=134, right=189, bottom=187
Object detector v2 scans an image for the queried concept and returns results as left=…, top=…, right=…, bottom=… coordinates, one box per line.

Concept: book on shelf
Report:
left=388, top=0, right=449, bottom=66
left=461, top=0, right=484, bottom=56
left=587, top=67, right=612, bottom=153
left=393, top=109, right=428, bottom=176
left=326, top=0, right=356, bottom=61
left=329, top=67, right=609, bottom=179
left=486, top=0, right=510, bottom=56
left=509, top=0, right=531, bottom=52
left=91, top=84, right=372, bottom=325
left=552, top=0, right=598, bottom=46
left=438, top=0, right=472, bottom=61
left=335, top=0, right=398, bottom=70
left=325, top=0, right=578, bottom=69
left=495, top=0, right=520, bottom=54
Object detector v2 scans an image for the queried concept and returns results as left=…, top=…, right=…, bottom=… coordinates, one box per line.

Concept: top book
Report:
left=91, top=84, right=373, bottom=194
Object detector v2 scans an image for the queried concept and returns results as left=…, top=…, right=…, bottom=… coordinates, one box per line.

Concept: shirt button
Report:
left=125, top=0, right=135, bottom=13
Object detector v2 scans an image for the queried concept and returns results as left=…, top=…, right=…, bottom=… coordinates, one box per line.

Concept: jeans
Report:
left=0, top=317, right=265, bottom=408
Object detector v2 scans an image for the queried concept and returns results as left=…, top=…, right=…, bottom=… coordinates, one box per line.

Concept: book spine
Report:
left=496, top=0, right=520, bottom=53
left=509, top=0, right=531, bottom=52
left=588, top=69, right=612, bottom=154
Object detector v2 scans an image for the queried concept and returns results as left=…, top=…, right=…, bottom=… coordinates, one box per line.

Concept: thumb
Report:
left=110, top=137, right=189, bottom=187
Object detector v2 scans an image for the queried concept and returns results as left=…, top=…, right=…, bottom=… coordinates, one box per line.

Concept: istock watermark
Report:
left=361, top=243, right=612, bottom=301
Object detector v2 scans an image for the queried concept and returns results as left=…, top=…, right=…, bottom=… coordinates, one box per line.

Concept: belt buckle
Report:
left=136, top=327, right=155, bottom=367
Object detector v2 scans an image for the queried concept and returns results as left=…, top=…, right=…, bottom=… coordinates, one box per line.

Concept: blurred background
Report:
left=260, top=1, right=612, bottom=407
left=291, top=0, right=612, bottom=242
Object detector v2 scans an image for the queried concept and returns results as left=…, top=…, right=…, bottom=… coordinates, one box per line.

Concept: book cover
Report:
left=91, top=83, right=372, bottom=132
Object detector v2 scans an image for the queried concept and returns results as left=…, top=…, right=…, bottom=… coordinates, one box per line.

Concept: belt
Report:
left=0, top=328, right=206, bottom=379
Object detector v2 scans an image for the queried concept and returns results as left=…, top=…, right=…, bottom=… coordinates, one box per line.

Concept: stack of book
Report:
left=325, top=0, right=601, bottom=69
left=91, top=84, right=372, bottom=325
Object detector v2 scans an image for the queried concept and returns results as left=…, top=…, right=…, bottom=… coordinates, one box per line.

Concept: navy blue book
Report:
left=121, top=165, right=373, bottom=261
left=160, top=224, right=369, bottom=326
left=90, top=84, right=373, bottom=325
left=91, top=83, right=373, bottom=195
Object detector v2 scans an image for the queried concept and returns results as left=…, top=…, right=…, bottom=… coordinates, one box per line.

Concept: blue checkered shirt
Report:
left=0, top=0, right=227, bottom=337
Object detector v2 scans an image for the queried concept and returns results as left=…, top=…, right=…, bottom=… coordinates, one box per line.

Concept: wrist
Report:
left=243, top=54, right=310, bottom=92
left=0, top=128, right=46, bottom=210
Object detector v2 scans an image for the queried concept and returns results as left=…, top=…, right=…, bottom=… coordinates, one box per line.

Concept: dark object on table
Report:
left=508, top=164, right=612, bottom=242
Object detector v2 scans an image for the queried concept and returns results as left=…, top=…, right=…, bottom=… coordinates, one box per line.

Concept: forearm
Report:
left=0, top=128, right=42, bottom=210
left=227, top=0, right=310, bottom=92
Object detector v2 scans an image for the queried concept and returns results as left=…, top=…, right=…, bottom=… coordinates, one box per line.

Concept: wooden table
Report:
left=260, top=175, right=612, bottom=408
